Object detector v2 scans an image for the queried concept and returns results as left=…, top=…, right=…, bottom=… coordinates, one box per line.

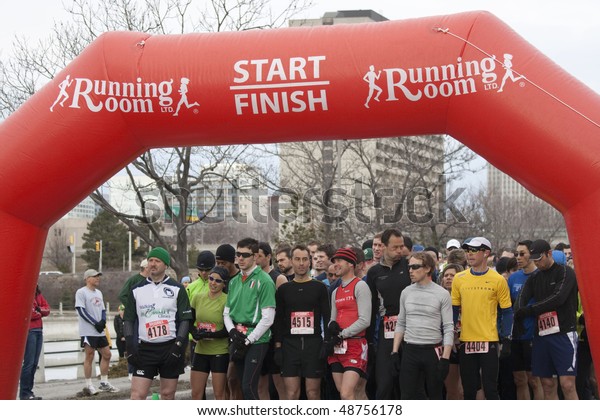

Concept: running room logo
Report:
left=363, top=53, right=525, bottom=108
left=49, top=75, right=200, bottom=116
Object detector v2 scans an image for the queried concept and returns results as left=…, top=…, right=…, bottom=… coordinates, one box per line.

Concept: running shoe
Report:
left=99, top=382, right=119, bottom=393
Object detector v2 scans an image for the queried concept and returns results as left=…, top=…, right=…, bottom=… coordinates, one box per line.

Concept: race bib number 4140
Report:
left=538, top=311, right=560, bottom=336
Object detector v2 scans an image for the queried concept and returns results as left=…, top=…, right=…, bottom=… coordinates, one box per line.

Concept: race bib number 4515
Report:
left=291, top=311, right=314, bottom=334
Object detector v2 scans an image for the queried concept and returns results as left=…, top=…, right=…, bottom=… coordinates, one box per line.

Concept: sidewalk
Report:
left=29, top=369, right=201, bottom=400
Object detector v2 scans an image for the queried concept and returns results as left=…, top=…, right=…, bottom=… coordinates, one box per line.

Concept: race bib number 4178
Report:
left=146, top=319, right=170, bottom=340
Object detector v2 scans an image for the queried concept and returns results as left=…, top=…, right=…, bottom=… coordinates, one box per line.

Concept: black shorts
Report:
left=133, top=339, right=185, bottom=380
left=511, top=339, right=533, bottom=372
left=81, top=336, right=109, bottom=350
left=330, top=363, right=367, bottom=379
left=281, top=335, right=325, bottom=379
left=192, top=353, right=230, bottom=374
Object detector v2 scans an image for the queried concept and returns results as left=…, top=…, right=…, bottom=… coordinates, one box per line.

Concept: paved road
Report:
left=27, top=369, right=207, bottom=400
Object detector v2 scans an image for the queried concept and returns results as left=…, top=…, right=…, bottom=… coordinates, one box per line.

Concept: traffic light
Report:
left=133, top=239, right=139, bottom=249
left=95, top=241, right=100, bottom=252
left=69, top=235, right=74, bottom=245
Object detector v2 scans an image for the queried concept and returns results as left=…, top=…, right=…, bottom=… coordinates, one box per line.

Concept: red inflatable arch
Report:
left=0, top=10, right=598, bottom=398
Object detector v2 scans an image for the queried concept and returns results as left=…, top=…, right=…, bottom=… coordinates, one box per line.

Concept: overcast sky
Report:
left=1, top=1, right=598, bottom=190
left=1, top=1, right=597, bottom=92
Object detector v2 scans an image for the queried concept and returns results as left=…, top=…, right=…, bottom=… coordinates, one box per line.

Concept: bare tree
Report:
left=464, top=187, right=567, bottom=249
left=270, top=135, right=480, bottom=248
left=43, top=227, right=72, bottom=273
left=0, top=0, right=314, bottom=279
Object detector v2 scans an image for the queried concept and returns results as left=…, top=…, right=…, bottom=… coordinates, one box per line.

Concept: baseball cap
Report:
left=363, top=248, right=373, bottom=261
left=530, top=239, right=551, bottom=261
left=446, top=239, right=461, bottom=250
left=181, top=276, right=191, bottom=284
left=462, top=237, right=492, bottom=251
left=83, top=269, right=102, bottom=279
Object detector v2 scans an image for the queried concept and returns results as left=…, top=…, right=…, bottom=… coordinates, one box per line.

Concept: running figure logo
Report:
left=497, top=53, right=525, bottom=93
left=173, top=77, right=199, bottom=116
left=50, top=75, right=73, bottom=112
left=363, top=65, right=383, bottom=108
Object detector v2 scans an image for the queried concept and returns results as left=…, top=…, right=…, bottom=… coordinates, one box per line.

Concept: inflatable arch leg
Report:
left=0, top=11, right=599, bottom=398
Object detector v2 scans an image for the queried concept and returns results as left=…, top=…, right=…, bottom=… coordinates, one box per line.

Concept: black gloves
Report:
left=319, top=340, right=332, bottom=360
left=327, top=321, right=343, bottom=346
left=438, top=358, right=450, bottom=381
left=229, top=328, right=247, bottom=342
left=166, top=338, right=185, bottom=366
left=94, top=319, right=106, bottom=333
left=125, top=336, right=140, bottom=367
left=328, top=321, right=342, bottom=338
left=391, top=351, right=401, bottom=374
left=193, top=326, right=229, bottom=340
left=322, top=338, right=336, bottom=357
left=35, top=306, right=41, bottom=314
left=229, top=328, right=249, bottom=361
left=499, top=338, right=511, bottom=360
left=229, top=338, right=249, bottom=361
left=192, top=327, right=209, bottom=341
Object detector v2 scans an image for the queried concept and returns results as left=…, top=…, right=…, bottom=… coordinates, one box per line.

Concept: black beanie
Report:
left=196, top=250, right=216, bottom=270
left=215, top=244, right=236, bottom=263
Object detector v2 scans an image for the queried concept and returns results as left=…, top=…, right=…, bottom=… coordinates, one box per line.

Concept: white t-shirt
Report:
left=75, top=286, right=105, bottom=337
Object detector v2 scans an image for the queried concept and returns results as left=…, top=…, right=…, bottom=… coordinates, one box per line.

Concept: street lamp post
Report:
left=128, top=231, right=132, bottom=272
left=98, top=240, right=103, bottom=272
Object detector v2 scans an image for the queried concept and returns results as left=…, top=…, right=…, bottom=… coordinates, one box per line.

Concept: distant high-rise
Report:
left=279, top=11, right=446, bottom=243
left=487, top=164, right=540, bottom=202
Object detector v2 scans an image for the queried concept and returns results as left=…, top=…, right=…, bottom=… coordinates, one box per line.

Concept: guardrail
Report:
left=36, top=339, right=121, bottom=382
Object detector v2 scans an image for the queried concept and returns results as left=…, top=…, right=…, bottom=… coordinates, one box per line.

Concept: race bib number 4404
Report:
left=464, top=341, right=489, bottom=354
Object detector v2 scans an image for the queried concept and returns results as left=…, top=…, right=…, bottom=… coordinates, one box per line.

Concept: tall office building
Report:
left=279, top=11, right=446, bottom=243
left=487, top=164, right=538, bottom=202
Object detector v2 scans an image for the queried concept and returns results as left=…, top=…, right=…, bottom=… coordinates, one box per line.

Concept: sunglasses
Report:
left=408, top=264, right=424, bottom=270
left=327, top=272, right=337, bottom=277
left=465, top=247, right=483, bottom=254
left=235, top=252, right=253, bottom=259
left=516, top=252, right=527, bottom=257
left=208, top=276, right=224, bottom=284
